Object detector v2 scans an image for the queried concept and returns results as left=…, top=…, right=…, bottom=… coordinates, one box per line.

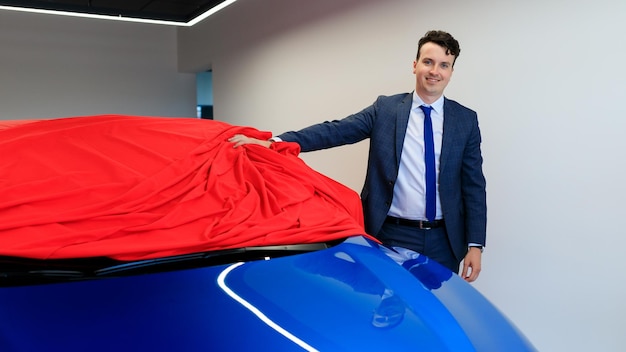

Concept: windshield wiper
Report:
left=0, top=242, right=331, bottom=286
left=0, top=269, right=87, bottom=286
left=0, top=256, right=119, bottom=287
left=95, top=243, right=329, bottom=276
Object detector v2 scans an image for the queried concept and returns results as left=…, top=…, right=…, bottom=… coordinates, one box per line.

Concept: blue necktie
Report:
left=420, top=105, right=436, bottom=221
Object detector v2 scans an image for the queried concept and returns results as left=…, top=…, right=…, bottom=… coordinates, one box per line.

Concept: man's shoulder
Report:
left=377, top=93, right=411, bottom=102
left=372, top=93, right=412, bottom=109
left=443, top=97, right=477, bottom=115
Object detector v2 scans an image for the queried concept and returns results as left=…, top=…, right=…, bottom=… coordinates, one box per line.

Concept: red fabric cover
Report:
left=0, top=119, right=39, bottom=130
left=0, top=115, right=371, bottom=260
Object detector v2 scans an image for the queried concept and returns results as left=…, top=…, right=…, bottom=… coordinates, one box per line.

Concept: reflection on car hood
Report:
left=0, top=237, right=535, bottom=351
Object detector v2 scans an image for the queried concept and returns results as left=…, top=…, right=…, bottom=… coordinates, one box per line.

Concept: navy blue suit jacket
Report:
left=278, top=93, right=487, bottom=261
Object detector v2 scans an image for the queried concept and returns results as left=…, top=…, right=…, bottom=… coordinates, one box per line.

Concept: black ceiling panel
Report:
left=0, top=0, right=227, bottom=22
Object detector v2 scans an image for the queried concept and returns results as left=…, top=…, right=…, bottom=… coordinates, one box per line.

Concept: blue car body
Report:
left=0, top=236, right=534, bottom=352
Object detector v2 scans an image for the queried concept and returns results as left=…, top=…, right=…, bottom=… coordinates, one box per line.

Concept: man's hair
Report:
left=416, top=30, right=461, bottom=66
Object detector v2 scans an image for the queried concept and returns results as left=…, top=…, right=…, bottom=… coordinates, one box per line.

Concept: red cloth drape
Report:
left=0, top=115, right=370, bottom=260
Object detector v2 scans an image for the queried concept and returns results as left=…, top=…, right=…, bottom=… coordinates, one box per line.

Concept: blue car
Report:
left=0, top=236, right=535, bottom=351
left=0, top=116, right=535, bottom=351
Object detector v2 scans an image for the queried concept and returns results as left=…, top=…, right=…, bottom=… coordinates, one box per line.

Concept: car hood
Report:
left=0, top=237, right=534, bottom=351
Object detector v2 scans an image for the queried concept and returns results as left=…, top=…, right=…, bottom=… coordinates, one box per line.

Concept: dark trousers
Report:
left=377, top=222, right=460, bottom=274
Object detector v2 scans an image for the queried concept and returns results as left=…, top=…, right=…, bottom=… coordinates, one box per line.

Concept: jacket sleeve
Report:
left=277, top=100, right=382, bottom=152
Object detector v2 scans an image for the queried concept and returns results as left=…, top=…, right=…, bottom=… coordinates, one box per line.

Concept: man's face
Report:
left=413, top=42, right=455, bottom=103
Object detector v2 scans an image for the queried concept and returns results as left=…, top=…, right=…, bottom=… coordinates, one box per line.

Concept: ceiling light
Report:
left=0, top=0, right=238, bottom=27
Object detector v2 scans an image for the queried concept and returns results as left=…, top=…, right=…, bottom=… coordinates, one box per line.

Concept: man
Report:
left=230, top=30, right=487, bottom=282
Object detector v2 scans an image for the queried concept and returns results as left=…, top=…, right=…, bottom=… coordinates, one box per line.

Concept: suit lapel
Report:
left=440, top=98, right=458, bottom=174
left=395, top=94, right=413, bottom=166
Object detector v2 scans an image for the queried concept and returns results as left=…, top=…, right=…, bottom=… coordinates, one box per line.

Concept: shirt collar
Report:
left=412, top=91, right=445, bottom=114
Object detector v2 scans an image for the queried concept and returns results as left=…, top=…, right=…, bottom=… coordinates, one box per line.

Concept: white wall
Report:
left=0, top=11, right=197, bottom=120
left=179, top=0, right=626, bottom=350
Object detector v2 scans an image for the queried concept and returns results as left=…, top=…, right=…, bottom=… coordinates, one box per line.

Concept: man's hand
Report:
left=461, top=247, right=482, bottom=282
left=228, top=134, right=273, bottom=148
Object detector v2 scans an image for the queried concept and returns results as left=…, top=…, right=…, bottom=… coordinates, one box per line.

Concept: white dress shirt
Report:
left=387, top=92, right=444, bottom=221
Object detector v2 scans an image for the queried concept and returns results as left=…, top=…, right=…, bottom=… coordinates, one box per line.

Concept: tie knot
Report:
left=419, top=105, right=432, bottom=116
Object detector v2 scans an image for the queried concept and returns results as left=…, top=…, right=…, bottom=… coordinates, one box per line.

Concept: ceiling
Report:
left=0, top=0, right=230, bottom=24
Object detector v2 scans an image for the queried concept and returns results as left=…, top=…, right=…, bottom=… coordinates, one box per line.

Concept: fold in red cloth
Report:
left=0, top=115, right=370, bottom=261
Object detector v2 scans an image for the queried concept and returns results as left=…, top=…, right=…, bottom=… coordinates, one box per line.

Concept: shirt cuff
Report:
left=468, top=243, right=484, bottom=252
